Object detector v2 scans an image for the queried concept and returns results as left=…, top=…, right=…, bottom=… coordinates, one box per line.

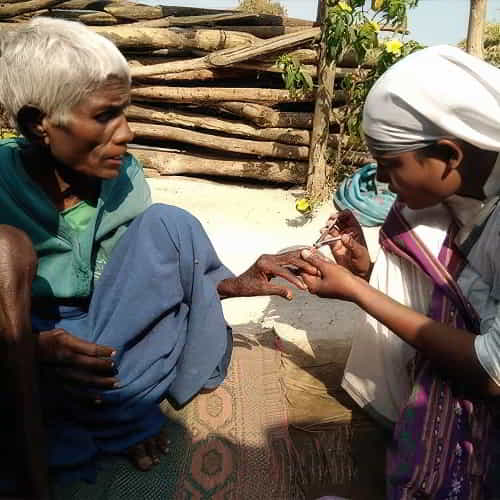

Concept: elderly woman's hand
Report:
left=217, top=250, right=319, bottom=300
left=37, top=329, right=118, bottom=404
left=299, top=249, right=362, bottom=301
left=321, top=210, right=372, bottom=280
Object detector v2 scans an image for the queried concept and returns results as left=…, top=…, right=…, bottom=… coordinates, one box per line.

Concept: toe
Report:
left=145, top=437, right=161, bottom=465
left=155, top=429, right=171, bottom=455
left=128, top=442, right=153, bottom=471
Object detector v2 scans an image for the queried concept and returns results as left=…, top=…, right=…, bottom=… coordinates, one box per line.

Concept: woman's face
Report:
left=43, top=81, right=133, bottom=179
left=375, top=149, right=463, bottom=209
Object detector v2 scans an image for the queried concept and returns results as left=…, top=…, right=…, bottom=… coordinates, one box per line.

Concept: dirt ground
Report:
left=148, top=176, right=381, bottom=348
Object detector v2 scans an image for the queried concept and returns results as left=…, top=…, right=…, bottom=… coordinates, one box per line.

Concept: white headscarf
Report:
left=362, top=45, right=500, bottom=156
left=362, top=45, right=500, bottom=244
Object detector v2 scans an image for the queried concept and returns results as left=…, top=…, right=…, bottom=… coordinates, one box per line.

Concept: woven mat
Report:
left=54, top=327, right=298, bottom=500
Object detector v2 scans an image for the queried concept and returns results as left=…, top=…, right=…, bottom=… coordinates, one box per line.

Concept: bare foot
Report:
left=126, top=428, right=170, bottom=471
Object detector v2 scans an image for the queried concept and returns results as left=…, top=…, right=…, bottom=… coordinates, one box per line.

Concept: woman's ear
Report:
left=17, top=106, right=50, bottom=146
left=436, top=138, right=464, bottom=172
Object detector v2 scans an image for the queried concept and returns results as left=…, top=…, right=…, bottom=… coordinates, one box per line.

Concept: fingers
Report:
left=276, top=251, right=319, bottom=276
left=62, top=384, right=103, bottom=406
left=300, top=249, right=330, bottom=272
left=262, top=283, right=294, bottom=300
left=271, top=267, right=307, bottom=293
left=300, top=272, right=322, bottom=294
left=58, top=352, right=116, bottom=375
left=62, top=333, right=116, bottom=358
left=55, top=367, right=119, bottom=389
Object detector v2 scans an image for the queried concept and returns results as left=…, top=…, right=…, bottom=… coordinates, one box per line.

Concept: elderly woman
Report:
left=301, top=46, right=500, bottom=499
left=0, top=18, right=315, bottom=500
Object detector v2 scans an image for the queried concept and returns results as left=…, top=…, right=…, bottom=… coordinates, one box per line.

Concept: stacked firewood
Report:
left=0, top=0, right=370, bottom=184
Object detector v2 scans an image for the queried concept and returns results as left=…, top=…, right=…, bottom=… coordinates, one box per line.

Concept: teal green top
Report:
left=0, top=138, right=152, bottom=299
left=61, top=200, right=97, bottom=233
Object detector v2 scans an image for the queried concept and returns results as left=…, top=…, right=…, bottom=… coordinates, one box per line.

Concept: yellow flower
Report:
left=369, top=21, right=380, bottom=33
left=337, top=1, right=352, bottom=13
left=371, top=0, right=384, bottom=10
left=0, top=131, right=17, bottom=139
left=385, top=39, right=403, bottom=56
left=295, top=198, right=312, bottom=213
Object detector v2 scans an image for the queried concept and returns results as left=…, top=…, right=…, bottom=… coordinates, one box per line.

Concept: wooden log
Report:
left=104, top=4, right=234, bottom=21
left=129, top=122, right=309, bottom=160
left=143, top=167, right=161, bottom=178
left=208, top=28, right=320, bottom=64
left=132, top=13, right=255, bottom=28
left=56, top=0, right=116, bottom=9
left=131, top=86, right=326, bottom=105
left=124, top=48, right=194, bottom=58
left=190, top=47, right=370, bottom=68
left=189, top=25, right=311, bottom=39
left=467, top=0, right=486, bottom=58
left=126, top=103, right=311, bottom=145
left=129, top=56, right=321, bottom=80
left=214, top=102, right=345, bottom=129
left=104, top=3, right=164, bottom=20
left=307, top=0, right=335, bottom=199
left=6, top=9, right=48, bottom=21
left=129, top=28, right=320, bottom=78
left=130, top=56, right=212, bottom=77
left=131, top=66, right=250, bottom=83
left=216, top=101, right=314, bottom=128
left=129, top=146, right=307, bottom=183
left=0, top=0, right=66, bottom=18
left=50, top=9, right=118, bottom=24
left=218, top=14, right=314, bottom=27
left=93, top=26, right=258, bottom=52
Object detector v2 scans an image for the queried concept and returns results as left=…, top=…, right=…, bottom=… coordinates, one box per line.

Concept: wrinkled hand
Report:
left=218, top=250, right=319, bottom=300
left=320, top=210, right=372, bottom=280
left=37, top=329, right=118, bottom=403
left=299, top=248, right=360, bottom=301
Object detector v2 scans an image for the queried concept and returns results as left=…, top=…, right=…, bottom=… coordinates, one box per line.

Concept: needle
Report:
left=313, top=235, right=343, bottom=249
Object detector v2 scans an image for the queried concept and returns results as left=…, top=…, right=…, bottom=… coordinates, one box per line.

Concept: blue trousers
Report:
left=30, top=204, right=233, bottom=478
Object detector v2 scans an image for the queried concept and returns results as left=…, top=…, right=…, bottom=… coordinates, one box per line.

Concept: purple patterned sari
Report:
left=380, top=202, right=500, bottom=500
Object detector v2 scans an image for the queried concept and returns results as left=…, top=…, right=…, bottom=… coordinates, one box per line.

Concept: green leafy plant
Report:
left=276, top=54, right=314, bottom=97
left=322, top=0, right=423, bottom=153
left=343, top=39, right=423, bottom=145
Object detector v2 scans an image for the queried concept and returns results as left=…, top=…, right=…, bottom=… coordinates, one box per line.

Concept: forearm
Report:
left=352, top=278, right=497, bottom=395
left=6, top=336, right=51, bottom=500
left=217, top=277, right=239, bottom=299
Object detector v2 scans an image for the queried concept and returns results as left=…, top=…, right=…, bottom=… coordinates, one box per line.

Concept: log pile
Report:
left=0, top=0, right=373, bottom=185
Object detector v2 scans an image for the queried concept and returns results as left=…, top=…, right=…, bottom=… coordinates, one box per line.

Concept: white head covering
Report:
left=362, top=45, right=500, bottom=156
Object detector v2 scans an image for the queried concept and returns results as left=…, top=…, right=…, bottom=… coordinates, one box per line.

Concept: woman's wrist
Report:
left=350, top=274, right=373, bottom=305
left=217, top=277, right=238, bottom=299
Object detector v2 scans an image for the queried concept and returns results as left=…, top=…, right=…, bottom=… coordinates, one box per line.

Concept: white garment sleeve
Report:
left=474, top=313, right=500, bottom=387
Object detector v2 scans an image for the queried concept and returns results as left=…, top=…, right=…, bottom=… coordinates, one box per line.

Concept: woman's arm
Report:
left=300, top=250, right=500, bottom=397
left=0, top=226, right=51, bottom=500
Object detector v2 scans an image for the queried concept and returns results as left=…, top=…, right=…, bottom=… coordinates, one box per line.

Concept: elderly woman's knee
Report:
left=141, top=203, right=201, bottom=231
left=0, top=225, right=37, bottom=281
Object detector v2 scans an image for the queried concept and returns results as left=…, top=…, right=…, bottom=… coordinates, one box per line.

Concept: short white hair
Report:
left=0, top=17, right=131, bottom=128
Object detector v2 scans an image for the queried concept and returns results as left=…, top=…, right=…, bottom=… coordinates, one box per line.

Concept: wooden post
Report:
left=466, top=0, right=487, bottom=58
left=307, top=0, right=336, bottom=199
